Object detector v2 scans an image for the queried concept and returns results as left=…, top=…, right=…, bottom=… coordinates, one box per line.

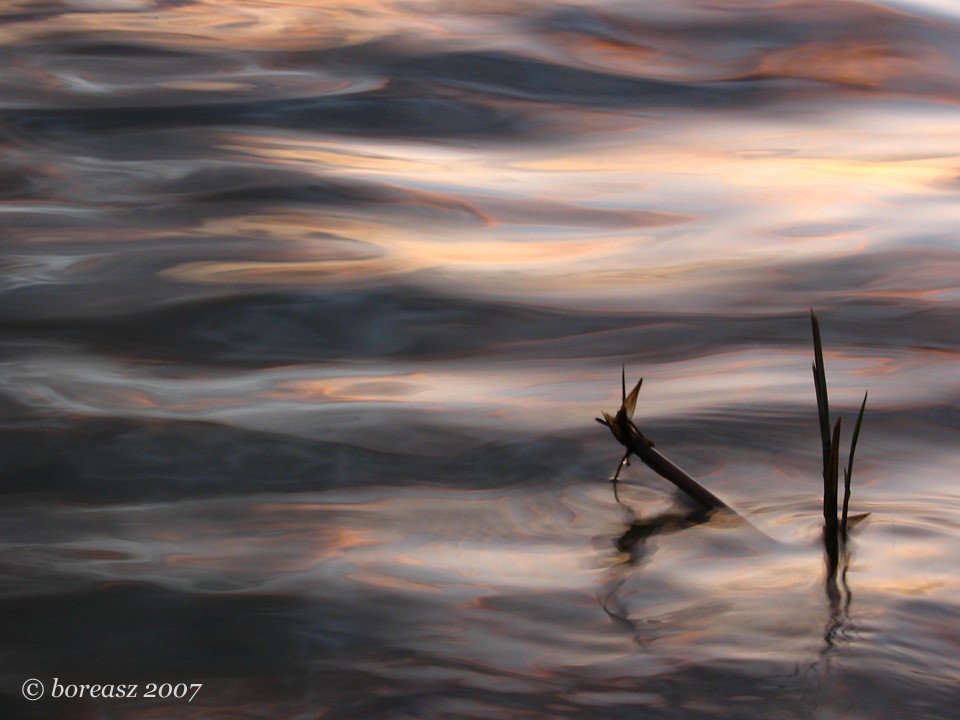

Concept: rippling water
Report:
left=2, top=1, right=959, bottom=718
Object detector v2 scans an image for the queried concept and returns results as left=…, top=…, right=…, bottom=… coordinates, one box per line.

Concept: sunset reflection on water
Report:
left=2, top=0, right=960, bottom=718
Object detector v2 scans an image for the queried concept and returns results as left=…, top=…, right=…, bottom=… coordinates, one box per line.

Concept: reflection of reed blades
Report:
left=596, top=368, right=732, bottom=513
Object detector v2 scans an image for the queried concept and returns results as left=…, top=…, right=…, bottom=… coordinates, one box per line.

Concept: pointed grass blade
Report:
left=846, top=512, right=870, bottom=530
left=811, top=311, right=832, bottom=478
left=822, top=417, right=843, bottom=570
left=825, top=417, right=842, bottom=532
left=841, top=391, right=868, bottom=536
left=623, top=378, right=643, bottom=419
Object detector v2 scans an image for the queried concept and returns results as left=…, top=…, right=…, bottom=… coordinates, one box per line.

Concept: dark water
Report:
left=2, top=1, right=960, bottom=718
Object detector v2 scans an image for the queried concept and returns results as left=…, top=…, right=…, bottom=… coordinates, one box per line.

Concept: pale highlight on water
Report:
left=1, top=1, right=959, bottom=717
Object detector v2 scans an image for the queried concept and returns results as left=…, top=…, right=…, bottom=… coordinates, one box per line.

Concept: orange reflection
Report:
left=750, top=41, right=922, bottom=88
left=528, top=146, right=946, bottom=199
left=551, top=35, right=661, bottom=78
left=0, top=0, right=399, bottom=50
left=311, top=527, right=390, bottom=559
left=220, top=134, right=490, bottom=178
left=389, top=237, right=629, bottom=267
left=164, top=525, right=387, bottom=571
left=268, top=374, right=431, bottom=403
left=262, top=368, right=608, bottom=428
left=345, top=570, right=446, bottom=594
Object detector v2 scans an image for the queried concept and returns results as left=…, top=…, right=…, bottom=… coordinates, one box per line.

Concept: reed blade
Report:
left=811, top=311, right=832, bottom=479
left=825, top=417, right=842, bottom=532
left=846, top=512, right=870, bottom=529
left=841, top=391, right=867, bottom=536
left=841, top=467, right=851, bottom=538
left=623, top=378, right=643, bottom=419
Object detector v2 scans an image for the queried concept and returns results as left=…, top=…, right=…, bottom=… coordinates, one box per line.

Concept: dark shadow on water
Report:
left=3, top=285, right=956, bottom=374
left=391, top=50, right=768, bottom=108
left=0, top=579, right=489, bottom=720
left=0, top=410, right=585, bottom=503
left=0, top=89, right=529, bottom=140
left=0, top=285, right=637, bottom=365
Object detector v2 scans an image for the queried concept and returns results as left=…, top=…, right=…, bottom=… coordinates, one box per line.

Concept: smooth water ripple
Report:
left=2, top=1, right=959, bottom=718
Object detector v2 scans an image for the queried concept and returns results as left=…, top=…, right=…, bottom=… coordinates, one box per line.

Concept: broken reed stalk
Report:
left=623, top=425, right=731, bottom=512
left=596, top=370, right=731, bottom=513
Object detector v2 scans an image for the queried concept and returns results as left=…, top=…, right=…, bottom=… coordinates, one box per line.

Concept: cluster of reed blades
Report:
left=811, top=311, right=868, bottom=570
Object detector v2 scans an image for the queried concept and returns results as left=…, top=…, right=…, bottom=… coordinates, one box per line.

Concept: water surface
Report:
left=2, top=1, right=959, bottom=718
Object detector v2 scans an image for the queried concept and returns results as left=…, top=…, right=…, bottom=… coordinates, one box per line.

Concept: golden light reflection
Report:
left=5, top=0, right=566, bottom=56
left=513, top=143, right=950, bottom=196
left=190, top=213, right=374, bottom=241
left=158, top=80, right=260, bottom=92
left=726, top=156, right=948, bottom=195
left=266, top=374, right=432, bottom=403
left=869, top=577, right=947, bottom=595
left=315, top=527, right=391, bottom=560
left=345, top=570, right=446, bottom=594
left=1, top=0, right=958, bottom=702
left=216, top=134, right=688, bottom=229
left=174, top=210, right=650, bottom=289
left=143, top=99, right=960, bottom=307
left=264, top=369, right=596, bottom=420
left=3, top=0, right=397, bottom=50
left=220, top=134, right=491, bottom=178
left=389, top=237, right=630, bottom=267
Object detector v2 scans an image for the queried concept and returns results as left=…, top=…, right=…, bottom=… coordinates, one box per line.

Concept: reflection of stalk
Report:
left=597, top=370, right=731, bottom=513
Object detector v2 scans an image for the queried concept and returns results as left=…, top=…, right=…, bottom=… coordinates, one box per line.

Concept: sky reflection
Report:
left=2, top=1, right=960, bottom=718
left=4, top=0, right=960, bottom=317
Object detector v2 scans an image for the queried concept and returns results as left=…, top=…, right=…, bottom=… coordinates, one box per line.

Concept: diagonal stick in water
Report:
left=597, top=372, right=731, bottom=513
